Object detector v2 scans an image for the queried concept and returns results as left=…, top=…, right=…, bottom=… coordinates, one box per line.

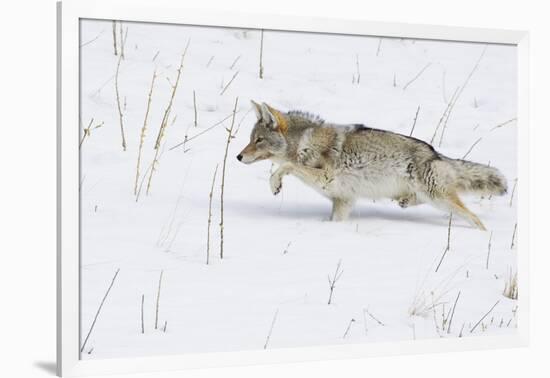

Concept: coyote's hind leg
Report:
left=436, top=192, right=486, bottom=231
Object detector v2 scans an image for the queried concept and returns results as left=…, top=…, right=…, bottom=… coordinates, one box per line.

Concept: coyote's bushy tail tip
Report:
left=450, top=159, right=508, bottom=196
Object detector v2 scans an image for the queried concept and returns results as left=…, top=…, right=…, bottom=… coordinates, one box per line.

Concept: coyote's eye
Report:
left=255, top=137, right=264, bottom=144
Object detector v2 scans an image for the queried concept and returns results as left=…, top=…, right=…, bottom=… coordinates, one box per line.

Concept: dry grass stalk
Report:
left=229, top=55, right=241, bottom=69
left=491, top=117, right=517, bottom=131
left=486, top=231, right=493, bottom=269
left=409, top=105, right=421, bottom=137
left=282, top=241, right=292, bottom=255
left=376, top=38, right=382, bottom=56
left=152, top=50, right=160, bottom=61
left=80, top=118, right=104, bottom=148
left=259, top=30, right=264, bottom=79
left=163, top=320, right=167, bottom=333
left=141, top=294, right=145, bottom=334
left=430, top=87, right=459, bottom=144
left=81, top=268, right=120, bottom=352
left=511, top=222, right=517, bottom=249
left=207, top=164, right=219, bottom=265
left=193, top=90, right=198, bottom=127
left=365, top=308, right=385, bottom=326
left=470, top=300, right=499, bottom=333
left=263, top=309, right=279, bottom=349
left=509, top=178, right=518, bottom=207
left=119, top=22, right=126, bottom=59
left=343, top=318, right=356, bottom=338
left=153, top=42, right=190, bottom=150
left=435, top=213, right=453, bottom=272
left=327, top=259, right=344, bottom=305
left=439, top=46, right=488, bottom=146
left=403, top=63, right=431, bottom=91
left=393, top=72, right=397, bottom=87
left=220, top=71, right=239, bottom=96
left=147, top=42, right=190, bottom=194
left=135, top=163, right=152, bottom=203
left=219, top=97, right=239, bottom=259
left=169, top=112, right=237, bottom=151
left=362, top=309, right=369, bottom=335
left=355, top=54, right=361, bottom=84
left=206, top=55, right=214, bottom=67
left=155, top=270, right=164, bottom=330
left=80, top=29, right=104, bottom=48
left=462, top=137, right=483, bottom=160
left=114, top=54, right=127, bottom=151
left=446, top=291, right=461, bottom=334
left=437, top=93, right=460, bottom=147
left=134, top=69, right=157, bottom=196
left=503, top=268, right=518, bottom=300
left=112, top=20, right=118, bottom=55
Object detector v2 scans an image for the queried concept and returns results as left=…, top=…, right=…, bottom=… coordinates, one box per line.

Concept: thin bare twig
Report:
left=491, top=117, right=517, bottom=131
left=403, top=63, right=431, bottom=91
left=263, top=309, right=279, bottom=349
left=486, top=231, right=493, bottom=269
left=470, top=300, right=500, bottom=333
left=343, top=318, right=356, bottom=338
left=193, top=90, right=198, bottom=127
left=365, top=308, right=385, bottom=326
left=206, top=55, right=214, bottom=67
left=207, top=165, right=219, bottom=265
left=81, top=268, right=120, bottom=352
left=462, top=137, right=483, bottom=160
left=430, top=87, right=459, bottom=145
left=509, top=178, right=518, bottom=207
left=220, top=71, right=239, bottom=96
left=327, top=260, right=344, bottom=305
left=155, top=270, right=164, bottom=330
left=511, top=222, right=517, bottom=249
left=447, top=291, right=461, bottom=334
left=112, top=20, right=118, bottom=56
left=80, top=29, right=104, bottom=48
left=439, top=46, right=488, bottom=146
left=79, top=118, right=104, bottom=148
left=259, top=30, right=264, bottom=79
left=376, top=38, right=382, bottom=56
left=219, top=98, right=239, bottom=259
left=147, top=42, right=190, bottom=194
left=141, top=294, right=145, bottom=334
left=114, top=54, right=127, bottom=151
left=169, top=112, right=239, bottom=151
left=409, top=105, right=421, bottom=137
left=134, top=69, right=157, bottom=196
left=435, top=213, right=453, bottom=272
left=354, top=54, right=361, bottom=84
left=229, top=55, right=241, bottom=69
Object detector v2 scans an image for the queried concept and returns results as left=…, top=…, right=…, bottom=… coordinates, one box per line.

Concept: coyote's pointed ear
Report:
left=251, top=100, right=263, bottom=120
left=261, top=103, right=289, bottom=134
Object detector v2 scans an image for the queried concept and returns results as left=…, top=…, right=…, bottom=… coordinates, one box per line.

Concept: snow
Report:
left=79, top=19, right=518, bottom=359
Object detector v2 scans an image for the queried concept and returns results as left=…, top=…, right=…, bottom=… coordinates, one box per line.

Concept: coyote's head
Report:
left=236, top=101, right=288, bottom=164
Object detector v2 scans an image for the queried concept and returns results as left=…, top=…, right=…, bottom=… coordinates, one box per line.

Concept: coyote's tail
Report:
left=447, top=158, right=508, bottom=196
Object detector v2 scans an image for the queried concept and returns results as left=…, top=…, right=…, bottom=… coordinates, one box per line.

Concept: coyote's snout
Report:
left=237, top=101, right=508, bottom=230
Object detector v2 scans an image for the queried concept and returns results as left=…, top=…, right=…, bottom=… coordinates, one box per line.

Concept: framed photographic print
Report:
left=57, top=0, right=529, bottom=376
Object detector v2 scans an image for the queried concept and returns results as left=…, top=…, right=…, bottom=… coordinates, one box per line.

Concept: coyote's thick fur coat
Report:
left=237, top=101, right=507, bottom=230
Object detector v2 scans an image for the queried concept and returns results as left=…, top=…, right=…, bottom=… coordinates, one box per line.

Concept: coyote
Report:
left=237, top=101, right=507, bottom=230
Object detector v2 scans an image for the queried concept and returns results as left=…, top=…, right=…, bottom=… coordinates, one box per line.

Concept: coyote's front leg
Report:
left=270, top=162, right=334, bottom=195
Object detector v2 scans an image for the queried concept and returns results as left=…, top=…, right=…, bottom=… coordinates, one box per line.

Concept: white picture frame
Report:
left=57, top=0, right=530, bottom=376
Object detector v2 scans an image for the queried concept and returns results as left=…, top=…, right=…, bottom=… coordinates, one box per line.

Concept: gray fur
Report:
left=237, top=102, right=508, bottom=230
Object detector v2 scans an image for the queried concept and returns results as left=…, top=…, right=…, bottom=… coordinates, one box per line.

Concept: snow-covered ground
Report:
left=79, top=19, right=518, bottom=359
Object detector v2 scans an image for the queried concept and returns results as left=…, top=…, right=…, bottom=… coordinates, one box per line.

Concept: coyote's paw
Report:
left=398, top=197, right=410, bottom=208
left=270, top=173, right=283, bottom=195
